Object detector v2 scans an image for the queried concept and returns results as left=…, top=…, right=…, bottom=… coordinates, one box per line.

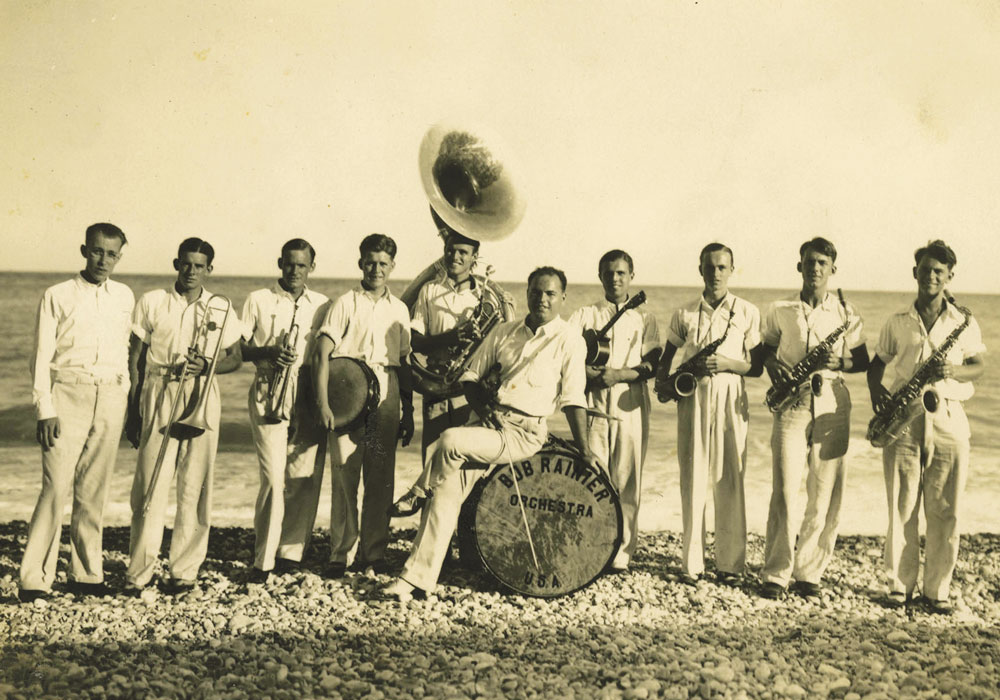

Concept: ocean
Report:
left=1, top=271, right=997, bottom=534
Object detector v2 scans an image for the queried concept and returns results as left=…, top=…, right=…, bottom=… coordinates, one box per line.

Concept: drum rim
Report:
left=467, top=450, right=624, bottom=598
left=328, top=356, right=380, bottom=435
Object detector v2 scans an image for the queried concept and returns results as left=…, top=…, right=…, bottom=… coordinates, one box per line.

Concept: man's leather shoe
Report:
left=793, top=581, right=822, bottom=598
left=18, top=589, right=49, bottom=603
left=67, top=581, right=113, bottom=597
left=324, top=562, right=346, bottom=579
left=759, top=582, right=785, bottom=599
left=159, top=578, right=196, bottom=595
left=274, top=558, right=299, bottom=574
left=716, top=572, right=743, bottom=587
left=925, top=597, right=954, bottom=615
left=244, top=568, right=270, bottom=585
left=389, top=490, right=427, bottom=517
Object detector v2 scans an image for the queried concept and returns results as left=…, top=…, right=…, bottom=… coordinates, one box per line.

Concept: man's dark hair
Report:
left=528, top=266, right=567, bottom=292
left=281, top=238, right=316, bottom=262
left=799, top=236, right=837, bottom=262
left=177, top=237, right=215, bottom=265
left=85, top=222, right=127, bottom=247
left=699, top=242, right=734, bottom=268
left=431, top=206, right=480, bottom=252
left=359, top=233, right=397, bottom=259
left=914, top=239, right=957, bottom=269
left=598, top=249, right=634, bottom=274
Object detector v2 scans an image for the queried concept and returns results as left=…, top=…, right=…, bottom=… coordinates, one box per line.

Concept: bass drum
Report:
left=458, top=437, right=622, bottom=597
left=327, top=357, right=380, bottom=435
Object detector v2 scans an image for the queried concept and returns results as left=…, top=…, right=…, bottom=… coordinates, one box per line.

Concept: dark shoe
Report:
left=793, top=581, right=822, bottom=598
left=274, top=558, right=299, bottom=574
left=925, top=597, right=954, bottom=615
left=67, top=581, right=113, bottom=598
left=716, top=572, right=743, bottom=587
left=123, top=584, right=146, bottom=598
left=324, top=562, right=346, bottom=579
left=885, top=591, right=906, bottom=609
left=759, top=582, right=785, bottom=599
left=18, top=589, right=50, bottom=604
left=389, top=490, right=427, bottom=518
left=679, top=573, right=701, bottom=586
left=244, top=568, right=270, bottom=585
left=159, top=578, right=197, bottom=595
left=368, top=560, right=392, bottom=575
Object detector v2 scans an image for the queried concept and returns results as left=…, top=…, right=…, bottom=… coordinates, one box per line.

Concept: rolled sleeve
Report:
left=556, top=334, right=588, bottom=411
left=317, top=296, right=350, bottom=350
left=665, top=309, right=686, bottom=348
left=874, top=320, right=897, bottom=363
left=642, top=312, right=661, bottom=356
left=761, top=303, right=780, bottom=347
left=845, top=303, right=866, bottom=349
left=460, top=325, right=499, bottom=384
left=961, top=318, right=986, bottom=359
left=240, top=295, right=257, bottom=342
left=410, top=285, right=429, bottom=336
left=743, top=304, right=762, bottom=353
left=130, top=295, right=153, bottom=344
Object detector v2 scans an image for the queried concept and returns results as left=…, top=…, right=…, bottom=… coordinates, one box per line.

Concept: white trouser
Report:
left=127, top=372, right=220, bottom=587
left=587, top=380, right=648, bottom=569
left=400, top=412, right=547, bottom=592
left=762, top=378, right=850, bottom=587
left=20, top=381, right=128, bottom=591
left=676, top=374, right=748, bottom=576
left=883, top=399, right=970, bottom=601
left=248, top=370, right=325, bottom=570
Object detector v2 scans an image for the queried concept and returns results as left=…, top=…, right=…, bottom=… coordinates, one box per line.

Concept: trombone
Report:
left=262, top=319, right=300, bottom=424
left=142, top=294, right=232, bottom=515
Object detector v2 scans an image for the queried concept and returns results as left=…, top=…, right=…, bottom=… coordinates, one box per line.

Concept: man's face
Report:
left=80, top=233, right=124, bottom=284
left=359, top=250, right=395, bottom=291
left=279, top=249, right=315, bottom=292
left=444, top=241, right=477, bottom=280
left=914, top=255, right=954, bottom=297
left=526, top=273, right=565, bottom=325
left=798, top=249, right=835, bottom=292
left=174, top=251, right=212, bottom=292
left=699, top=250, right=733, bottom=297
left=598, top=258, right=633, bottom=302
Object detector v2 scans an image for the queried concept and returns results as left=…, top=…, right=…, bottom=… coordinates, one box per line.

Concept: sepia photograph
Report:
left=1, top=1, right=998, bottom=698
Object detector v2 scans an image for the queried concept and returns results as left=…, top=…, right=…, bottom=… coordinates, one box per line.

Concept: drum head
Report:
left=327, top=357, right=379, bottom=434
left=462, top=438, right=623, bottom=597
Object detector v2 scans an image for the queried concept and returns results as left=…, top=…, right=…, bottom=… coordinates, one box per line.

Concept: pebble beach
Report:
left=2, top=522, right=999, bottom=699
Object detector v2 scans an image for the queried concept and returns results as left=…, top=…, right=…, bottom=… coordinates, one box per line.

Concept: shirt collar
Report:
left=355, top=284, right=391, bottom=302
left=441, top=274, right=478, bottom=293
left=271, top=281, right=316, bottom=303
left=520, top=315, right=565, bottom=336
left=599, top=294, right=635, bottom=311
left=698, top=292, right=733, bottom=314
left=170, top=285, right=209, bottom=304
left=75, top=272, right=111, bottom=293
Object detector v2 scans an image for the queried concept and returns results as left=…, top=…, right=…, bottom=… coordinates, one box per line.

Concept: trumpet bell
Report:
left=419, top=122, right=526, bottom=242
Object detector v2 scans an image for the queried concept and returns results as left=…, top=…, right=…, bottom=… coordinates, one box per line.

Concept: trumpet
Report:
left=262, top=321, right=300, bottom=424
left=142, top=294, right=232, bottom=515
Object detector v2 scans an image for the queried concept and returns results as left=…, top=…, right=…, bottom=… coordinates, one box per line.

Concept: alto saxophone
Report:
left=765, top=289, right=850, bottom=413
left=867, top=297, right=972, bottom=448
left=656, top=306, right=735, bottom=403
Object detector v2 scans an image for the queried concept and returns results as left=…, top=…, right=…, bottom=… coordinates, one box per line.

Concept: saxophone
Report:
left=656, top=306, right=736, bottom=403
left=867, top=297, right=972, bottom=448
left=765, top=289, right=850, bottom=413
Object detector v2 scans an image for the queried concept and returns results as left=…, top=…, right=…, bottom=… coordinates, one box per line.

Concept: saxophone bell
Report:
left=922, top=387, right=940, bottom=414
left=672, top=372, right=698, bottom=399
left=810, top=372, right=824, bottom=397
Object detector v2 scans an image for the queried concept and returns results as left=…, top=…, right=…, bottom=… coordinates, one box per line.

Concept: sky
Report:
left=2, top=0, right=1000, bottom=293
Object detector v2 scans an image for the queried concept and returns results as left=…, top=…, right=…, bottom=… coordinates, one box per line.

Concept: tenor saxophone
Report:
left=765, top=289, right=850, bottom=413
left=867, top=298, right=972, bottom=448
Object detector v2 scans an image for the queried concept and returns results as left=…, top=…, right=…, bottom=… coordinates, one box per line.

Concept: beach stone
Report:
left=885, top=630, right=911, bottom=643
left=818, top=663, right=841, bottom=675
left=754, top=662, right=772, bottom=682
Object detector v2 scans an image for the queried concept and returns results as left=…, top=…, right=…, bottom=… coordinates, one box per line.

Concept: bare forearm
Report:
left=411, top=330, right=458, bottom=354
left=214, top=344, right=243, bottom=375
left=563, top=406, right=591, bottom=456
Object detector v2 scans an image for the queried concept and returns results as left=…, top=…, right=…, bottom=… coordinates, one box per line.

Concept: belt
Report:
left=496, top=403, right=538, bottom=419
left=52, top=369, right=127, bottom=386
left=146, top=364, right=182, bottom=379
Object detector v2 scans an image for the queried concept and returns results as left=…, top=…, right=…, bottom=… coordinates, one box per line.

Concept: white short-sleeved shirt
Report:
left=875, top=301, right=986, bottom=402
left=461, top=316, right=587, bottom=417
left=132, top=287, right=243, bottom=368
left=762, top=292, right=865, bottom=380
left=241, top=284, right=330, bottom=374
left=568, top=298, right=660, bottom=370
left=318, top=286, right=411, bottom=366
left=665, top=293, right=760, bottom=368
left=410, top=276, right=481, bottom=367
left=31, top=274, right=135, bottom=419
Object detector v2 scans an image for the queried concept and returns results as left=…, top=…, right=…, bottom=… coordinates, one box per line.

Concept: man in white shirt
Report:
left=386, top=267, right=605, bottom=601
left=308, top=234, right=414, bottom=577
left=20, top=223, right=134, bottom=602
left=570, top=250, right=660, bottom=573
left=125, top=238, right=243, bottom=594
left=655, top=243, right=761, bottom=585
left=759, top=237, right=869, bottom=600
left=240, top=238, right=330, bottom=584
left=867, top=240, right=986, bottom=614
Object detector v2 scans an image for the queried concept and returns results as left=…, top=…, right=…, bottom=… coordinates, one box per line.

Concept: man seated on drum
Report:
left=239, top=238, right=330, bottom=584
left=309, top=233, right=414, bottom=578
left=386, top=266, right=606, bottom=601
